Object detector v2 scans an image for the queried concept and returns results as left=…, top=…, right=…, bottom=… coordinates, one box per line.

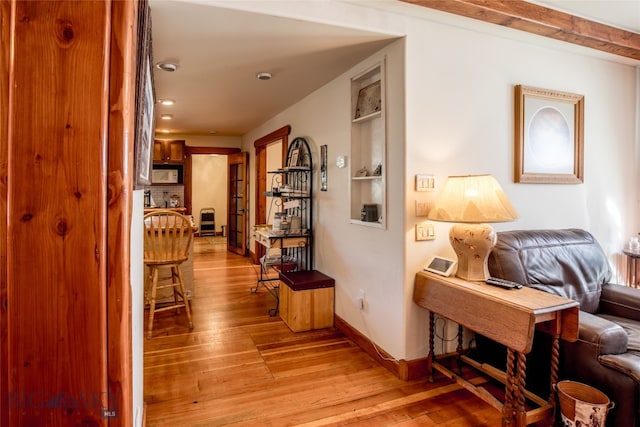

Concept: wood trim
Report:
left=184, top=153, right=192, bottom=214
left=107, top=0, right=136, bottom=424
left=185, top=146, right=241, bottom=155
left=182, top=146, right=241, bottom=215
left=254, top=125, right=291, bottom=261
left=6, top=2, right=110, bottom=424
left=400, top=0, right=640, bottom=61
left=253, top=125, right=291, bottom=149
left=0, top=1, right=10, bottom=425
left=334, top=315, right=431, bottom=381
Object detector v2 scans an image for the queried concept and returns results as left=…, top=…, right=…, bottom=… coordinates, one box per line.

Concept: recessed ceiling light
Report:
left=160, top=114, right=173, bottom=120
left=256, top=72, right=272, bottom=81
left=157, top=99, right=175, bottom=106
left=156, top=62, right=178, bottom=72
left=159, top=129, right=171, bottom=134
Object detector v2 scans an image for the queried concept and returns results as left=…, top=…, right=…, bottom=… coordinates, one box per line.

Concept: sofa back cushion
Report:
left=488, top=229, right=612, bottom=313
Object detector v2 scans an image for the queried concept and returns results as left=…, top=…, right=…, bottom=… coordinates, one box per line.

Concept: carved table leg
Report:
left=548, top=333, right=560, bottom=425
left=503, top=348, right=516, bottom=425
left=549, top=335, right=560, bottom=401
left=456, top=324, right=464, bottom=374
left=515, top=351, right=527, bottom=426
left=428, top=311, right=435, bottom=382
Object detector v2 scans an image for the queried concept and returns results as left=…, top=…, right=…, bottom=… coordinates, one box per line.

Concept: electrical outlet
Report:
left=356, top=289, right=365, bottom=310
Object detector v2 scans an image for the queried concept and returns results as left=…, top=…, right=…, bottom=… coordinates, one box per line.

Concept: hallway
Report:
left=143, top=237, right=502, bottom=426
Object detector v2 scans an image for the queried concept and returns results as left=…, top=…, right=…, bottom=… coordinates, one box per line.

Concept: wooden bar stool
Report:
left=143, top=210, right=194, bottom=338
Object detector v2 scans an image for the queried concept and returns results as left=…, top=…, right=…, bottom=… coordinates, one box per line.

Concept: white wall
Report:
left=244, top=40, right=407, bottom=357
left=131, top=190, right=144, bottom=426
left=192, top=155, right=228, bottom=232
left=402, top=16, right=639, bottom=359
left=238, top=1, right=640, bottom=361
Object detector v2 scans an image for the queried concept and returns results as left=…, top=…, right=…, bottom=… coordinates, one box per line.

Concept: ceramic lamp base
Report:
left=449, top=223, right=497, bottom=281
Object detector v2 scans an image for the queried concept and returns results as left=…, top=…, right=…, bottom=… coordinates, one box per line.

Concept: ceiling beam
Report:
left=400, top=0, right=640, bottom=61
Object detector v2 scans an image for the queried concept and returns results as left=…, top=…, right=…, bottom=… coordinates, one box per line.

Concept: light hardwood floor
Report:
left=143, top=237, right=504, bottom=426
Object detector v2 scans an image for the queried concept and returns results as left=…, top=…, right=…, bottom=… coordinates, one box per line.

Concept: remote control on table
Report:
left=485, top=277, right=523, bottom=289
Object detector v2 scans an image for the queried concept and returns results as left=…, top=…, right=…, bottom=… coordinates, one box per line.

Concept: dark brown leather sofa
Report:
left=483, top=229, right=640, bottom=427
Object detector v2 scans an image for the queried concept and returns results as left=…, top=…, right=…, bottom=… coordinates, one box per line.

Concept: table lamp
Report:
left=427, top=174, right=518, bottom=281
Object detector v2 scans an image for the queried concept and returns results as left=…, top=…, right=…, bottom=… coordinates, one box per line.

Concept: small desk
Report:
left=413, top=271, right=579, bottom=427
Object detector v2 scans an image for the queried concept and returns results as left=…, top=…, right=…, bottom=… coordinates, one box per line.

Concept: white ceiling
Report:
left=149, top=0, right=640, bottom=137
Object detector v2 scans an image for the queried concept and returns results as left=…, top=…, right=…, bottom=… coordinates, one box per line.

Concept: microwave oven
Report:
left=152, top=169, right=179, bottom=184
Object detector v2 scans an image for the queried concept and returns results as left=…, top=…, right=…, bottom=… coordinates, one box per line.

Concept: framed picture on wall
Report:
left=134, top=0, right=154, bottom=189
left=136, top=57, right=154, bottom=187
left=514, top=85, right=584, bottom=184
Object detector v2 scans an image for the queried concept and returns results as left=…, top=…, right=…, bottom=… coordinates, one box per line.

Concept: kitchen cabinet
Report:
left=153, top=139, right=185, bottom=163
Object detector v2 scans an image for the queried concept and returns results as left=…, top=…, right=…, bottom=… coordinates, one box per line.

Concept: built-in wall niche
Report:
left=349, top=59, right=386, bottom=228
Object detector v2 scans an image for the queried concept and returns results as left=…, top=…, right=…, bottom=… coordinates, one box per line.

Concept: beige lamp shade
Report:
left=427, top=174, right=518, bottom=223
left=428, top=175, right=518, bottom=281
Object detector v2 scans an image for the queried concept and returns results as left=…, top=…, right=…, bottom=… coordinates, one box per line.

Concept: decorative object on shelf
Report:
left=288, top=148, right=300, bottom=167
left=354, top=80, right=381, bottom=119
left=373, top=163, right=382, bottom=176
left=428, top=174, right=518, bottom=281
left=169, top=194, right=180, bottom=207
left=355, top=166, right=368, bottom=177
left=360, top=204, right=378, bottom=222
left=320, top=144, right=327, bottom=191
left=514, top=85, right=584, bottom=184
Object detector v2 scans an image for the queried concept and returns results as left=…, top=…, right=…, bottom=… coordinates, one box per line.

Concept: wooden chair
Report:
left=143, top=210, right=194, bottom=338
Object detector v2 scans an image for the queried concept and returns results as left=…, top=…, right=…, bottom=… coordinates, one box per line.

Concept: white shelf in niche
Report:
left=349, top=219, right=383, bottom=228
left=352, top=110, right=382, bottom=124
left=352, top=175, right=383, bottom=181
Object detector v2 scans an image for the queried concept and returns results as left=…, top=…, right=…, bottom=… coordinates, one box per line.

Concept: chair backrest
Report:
left=143, top=210, right=193, bottom=264
left=488, top=229, right=612, bottom=313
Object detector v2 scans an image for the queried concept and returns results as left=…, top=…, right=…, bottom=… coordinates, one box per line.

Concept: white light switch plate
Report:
left=415, top=174, right=435, bottom=192
left=415, top=222, right=435, bottom=241
left=415, top=200, right=432, bottom=217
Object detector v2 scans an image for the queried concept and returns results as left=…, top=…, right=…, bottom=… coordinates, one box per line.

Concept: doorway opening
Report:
left=253, top=125, right=290, bottom=263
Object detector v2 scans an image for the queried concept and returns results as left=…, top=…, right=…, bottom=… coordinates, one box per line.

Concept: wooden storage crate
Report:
left=279, top=270, right=335, bottom=332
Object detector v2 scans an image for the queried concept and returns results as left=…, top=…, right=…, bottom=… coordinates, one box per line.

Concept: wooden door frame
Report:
left=183, top=146, right=241, bottom=216
left=227, top=152, right=249, bottom=256
left=1, top=1, right=136, bottom=425
left=253, top=125, right=290, bottom=263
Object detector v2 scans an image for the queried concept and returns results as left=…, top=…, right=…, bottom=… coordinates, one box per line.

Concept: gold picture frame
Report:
left=514, top=85, right=584, bottom=184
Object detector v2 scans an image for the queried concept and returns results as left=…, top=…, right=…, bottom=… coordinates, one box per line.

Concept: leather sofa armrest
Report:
left=600, top=283, right=640, bottom=321
left=578, top=311, right=627, bottom=355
